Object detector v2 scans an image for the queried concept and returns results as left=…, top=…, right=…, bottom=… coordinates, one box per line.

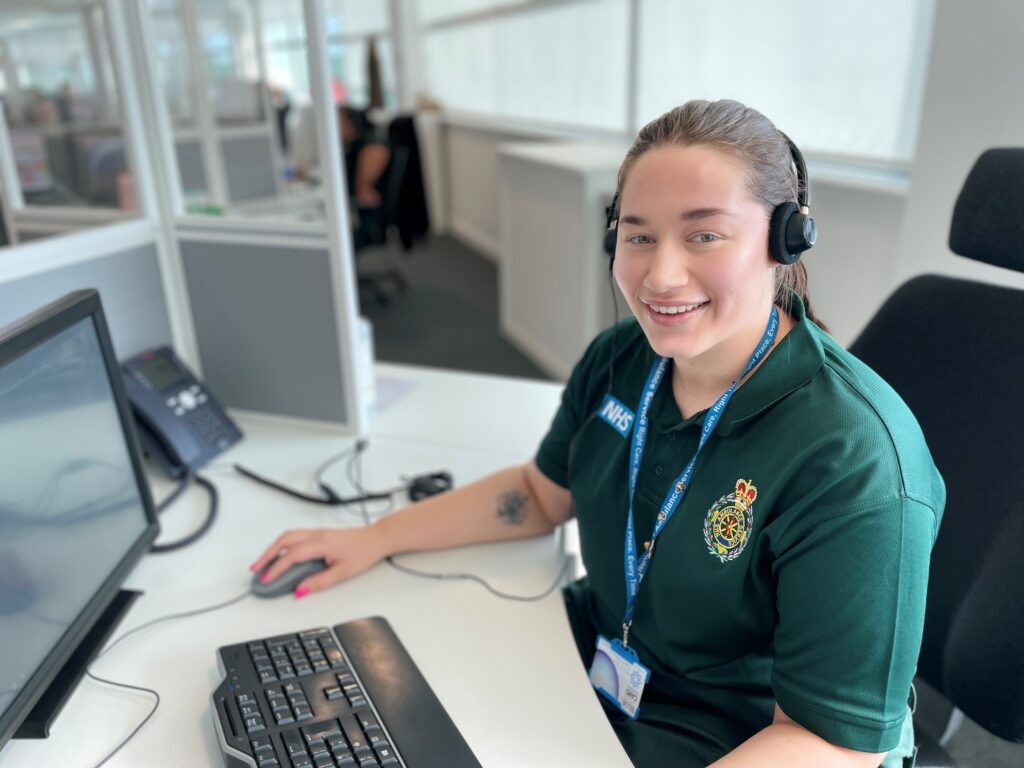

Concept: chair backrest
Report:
left=848, top=148, right=1024, bottom=743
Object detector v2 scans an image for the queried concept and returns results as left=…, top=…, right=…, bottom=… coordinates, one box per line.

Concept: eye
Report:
left=692, top=232, right=721, bottom=244
left=626, top=233, right=655, bottom=246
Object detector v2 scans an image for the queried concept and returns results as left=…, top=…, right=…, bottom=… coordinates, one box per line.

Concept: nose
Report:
left=642, top=243, right=689, bottom=294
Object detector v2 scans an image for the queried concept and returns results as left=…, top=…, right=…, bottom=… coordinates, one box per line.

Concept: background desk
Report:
left=0, top=363, right=632, bottom=768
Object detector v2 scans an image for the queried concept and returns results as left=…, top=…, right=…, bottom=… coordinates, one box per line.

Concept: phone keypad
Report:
left=188, top=406, right=233, bottom=448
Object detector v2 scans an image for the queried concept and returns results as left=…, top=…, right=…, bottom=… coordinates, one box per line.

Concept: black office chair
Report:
left=848, top=149, right=1024, bottom=768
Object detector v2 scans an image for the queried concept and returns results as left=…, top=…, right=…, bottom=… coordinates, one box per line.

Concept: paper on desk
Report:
left=374, top=376, right=417, bottom=412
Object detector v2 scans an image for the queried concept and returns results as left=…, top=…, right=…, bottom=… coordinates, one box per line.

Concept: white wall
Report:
left=894, top=0, right=1024, bottom=291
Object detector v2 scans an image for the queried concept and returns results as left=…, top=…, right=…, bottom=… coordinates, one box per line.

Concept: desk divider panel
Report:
left=179, top=236, right=350, bottom=424
left=0, top=242, right=172, bottom=358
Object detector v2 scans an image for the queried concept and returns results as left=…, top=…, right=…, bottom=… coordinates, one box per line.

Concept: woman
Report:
left=252, top=100, right=943, bottom=768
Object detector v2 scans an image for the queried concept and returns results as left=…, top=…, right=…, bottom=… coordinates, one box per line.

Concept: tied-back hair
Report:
left=616, top=99, right=828, bottom=332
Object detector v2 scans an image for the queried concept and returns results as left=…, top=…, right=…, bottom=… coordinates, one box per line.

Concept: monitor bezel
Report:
left=0, top=289, right=160, bottom=749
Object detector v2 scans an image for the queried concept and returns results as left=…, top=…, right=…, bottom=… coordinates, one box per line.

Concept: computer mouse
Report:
left=251, top=558, right=328, bottom=598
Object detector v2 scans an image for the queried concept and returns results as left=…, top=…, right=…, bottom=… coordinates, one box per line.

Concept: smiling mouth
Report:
left=644, top=300, right=709, bottom=316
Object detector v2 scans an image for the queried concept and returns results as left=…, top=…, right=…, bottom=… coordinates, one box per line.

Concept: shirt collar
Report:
left=646, top=294, right=825, bottom=436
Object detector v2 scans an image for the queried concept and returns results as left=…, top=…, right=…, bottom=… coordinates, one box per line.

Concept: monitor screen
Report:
left=0, top=291, right=158, bottom=748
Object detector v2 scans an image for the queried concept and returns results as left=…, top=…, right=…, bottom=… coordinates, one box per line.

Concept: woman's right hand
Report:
left=249, top=526, right=390, bottom=595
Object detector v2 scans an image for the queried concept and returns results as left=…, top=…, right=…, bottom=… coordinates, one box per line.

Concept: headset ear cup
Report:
left=769, top=202, right=800, bottom=264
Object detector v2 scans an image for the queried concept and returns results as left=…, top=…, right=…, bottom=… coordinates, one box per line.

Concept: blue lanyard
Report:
left=621, top=307, right=779, bottom=647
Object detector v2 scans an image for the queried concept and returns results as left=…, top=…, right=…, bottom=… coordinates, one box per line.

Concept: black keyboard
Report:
left=211, top=616, right=481, bottom=768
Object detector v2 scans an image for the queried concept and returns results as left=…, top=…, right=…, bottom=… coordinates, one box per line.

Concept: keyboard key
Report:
left=336, top=673, right=355, bottom=686
left=336, top=756, right=357, bottom=767
left=296, top=663, right=314, bottom=677
left=260, top=670, right=279, bottom=684
left=313, top=661, right=330, bottom=673
left=365, top=731, right=385, bottom=747
left=348, top=696, right=368, bottom=709
left=295, top=706, right=315, bottom=722
left=308, top=741, right=329, bottom=757
left=290, top=756, right=313, bottom=768
left=373, top=744, right=396, bottom=763
left=282, top=730, right=307, bottom=756
left=251, top=735, right=273, bottom=754
left=258, top=754, right=281, bottom=767
left=283, top=682, right=303, bottom=696
left=379, top=760, right=399, bottom=767
left=240, top=702, right=261, bottom=718
left=327, top=734, right=349, bottom=753
left=324, top=686, right=344, bottom=701
left=275, top=712, right=295, bottom=726
left=237, top=692, right=257, bottom=705
left=358, top=758, right=379, bottom=768
left=302, top=721, right=343, bottom=743
left=356, top=712, right=380, bottom=733
left=339, top=714, right=368, bottom=752
left=244, top=716, right=266, bottom=734
left=313, top=754, right=335, bottom=768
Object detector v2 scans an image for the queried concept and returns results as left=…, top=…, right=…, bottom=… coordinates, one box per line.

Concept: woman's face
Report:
left=613, top=144, right=777, bottom=365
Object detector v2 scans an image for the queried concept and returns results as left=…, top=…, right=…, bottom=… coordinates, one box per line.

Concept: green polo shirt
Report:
left=535, top=297, right=944, bottom=768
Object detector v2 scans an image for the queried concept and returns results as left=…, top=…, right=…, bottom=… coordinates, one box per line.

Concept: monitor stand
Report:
left=14, top=588, right=142, bottom=739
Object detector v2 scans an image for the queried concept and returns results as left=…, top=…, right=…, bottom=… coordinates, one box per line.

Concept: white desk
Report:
left=0, top=364, right=632, bottom=768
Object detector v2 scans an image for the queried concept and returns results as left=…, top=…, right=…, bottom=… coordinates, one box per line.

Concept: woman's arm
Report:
left=707, top=705, right=885, bottom=768
left=250, top=460, right=573, bottom=594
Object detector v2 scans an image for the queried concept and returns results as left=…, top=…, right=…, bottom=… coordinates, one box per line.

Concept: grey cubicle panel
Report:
left=175, top=139, right=208, bottom=197
left=222, top=134, right=278, bottom=203
left=0, top=241, right=173, bottom=359
left=179, top=237, right=349, bottom=423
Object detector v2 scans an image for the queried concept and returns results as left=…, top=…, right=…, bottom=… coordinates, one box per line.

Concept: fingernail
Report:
left=259, top=572, right=269, bottom=583
left=248, top=562, right=258, bottom=572
left=295, top=586, right=309, bottom=599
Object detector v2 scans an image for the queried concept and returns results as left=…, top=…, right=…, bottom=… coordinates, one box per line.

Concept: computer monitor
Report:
left=0, top=290, right=159, bottom=750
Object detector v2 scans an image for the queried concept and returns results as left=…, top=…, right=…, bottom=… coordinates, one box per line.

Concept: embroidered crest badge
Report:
left=703, top=479, right=757, bottom=563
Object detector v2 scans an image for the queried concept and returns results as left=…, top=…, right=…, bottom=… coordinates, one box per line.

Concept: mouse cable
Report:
left=351, top=448, right=574, bottom=602
left=85, top=588, right=251, bottom=768
left=149, top=474, right=219, bottom=554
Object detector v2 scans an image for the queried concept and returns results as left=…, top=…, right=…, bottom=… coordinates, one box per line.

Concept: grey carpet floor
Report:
left=357, top=234, right=552, bottom=381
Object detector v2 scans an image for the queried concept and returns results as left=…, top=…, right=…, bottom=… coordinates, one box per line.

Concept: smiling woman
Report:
left=252, top=99, right=944, bottom=768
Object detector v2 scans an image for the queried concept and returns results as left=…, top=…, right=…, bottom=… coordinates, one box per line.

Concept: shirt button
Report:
left=667, top=432, right=676, bottom=441
left=654, top=465, right=664, bottom=476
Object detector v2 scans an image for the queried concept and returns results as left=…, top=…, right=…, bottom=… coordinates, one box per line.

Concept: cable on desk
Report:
left=84, top=672, right=160, bottom=768
left=350, top=447, right=573, bottom=602
left=85, top=589, right=250, bottom=768
left=234, top=440, right=400, bottom=507
left=149, top=474, right=219, bottom=554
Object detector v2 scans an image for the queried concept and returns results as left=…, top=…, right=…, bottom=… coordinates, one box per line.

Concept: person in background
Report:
left=338, top=105, right=391, bottom=250
left=252, top=99, right=944, bottom=768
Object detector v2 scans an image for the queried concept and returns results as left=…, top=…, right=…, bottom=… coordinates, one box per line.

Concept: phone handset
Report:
left=121, top=347, right=242, bottom=478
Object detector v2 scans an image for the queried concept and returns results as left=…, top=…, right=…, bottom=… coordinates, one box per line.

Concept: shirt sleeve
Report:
left=534, top=326, right=617, bottom=488
left=771, top=495, right=939, bottom=752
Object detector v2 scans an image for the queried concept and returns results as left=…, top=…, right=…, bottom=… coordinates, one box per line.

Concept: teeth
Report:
left=648, top=302, right=705, bottom=315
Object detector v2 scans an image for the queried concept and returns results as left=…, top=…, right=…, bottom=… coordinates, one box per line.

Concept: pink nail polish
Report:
left=248, top=562, right=258, bottom=572
left=295, top=586, right=309, bottom=599
left=259, top=572, right=269, bottom=583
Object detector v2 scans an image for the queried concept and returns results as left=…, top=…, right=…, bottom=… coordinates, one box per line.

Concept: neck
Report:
left=672, top=304, right=793, bottom=418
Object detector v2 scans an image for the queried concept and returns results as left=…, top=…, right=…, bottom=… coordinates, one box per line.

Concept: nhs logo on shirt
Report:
left=598, top=394, right=635, bottom=438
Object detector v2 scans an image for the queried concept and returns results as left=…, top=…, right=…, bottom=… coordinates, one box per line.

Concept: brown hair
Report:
left=616, top=99, right=828, bottom=331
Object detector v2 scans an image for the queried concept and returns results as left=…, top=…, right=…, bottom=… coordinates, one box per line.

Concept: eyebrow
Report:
left=619, top=208, right=735, bottom=226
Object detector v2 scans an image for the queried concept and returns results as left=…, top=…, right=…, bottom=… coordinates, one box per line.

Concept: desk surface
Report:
left=0, top=363, right=632, bottom=768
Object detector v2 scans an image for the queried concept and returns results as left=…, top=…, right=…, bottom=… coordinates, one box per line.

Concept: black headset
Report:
left=604, top=132, right=816, bottom=266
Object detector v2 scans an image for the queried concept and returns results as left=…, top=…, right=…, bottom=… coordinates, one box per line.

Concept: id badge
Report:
left=589, top=635, right=650, bottom=719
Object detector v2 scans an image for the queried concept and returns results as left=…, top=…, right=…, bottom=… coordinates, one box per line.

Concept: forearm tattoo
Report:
left=496, top=489, right=528, bottom=526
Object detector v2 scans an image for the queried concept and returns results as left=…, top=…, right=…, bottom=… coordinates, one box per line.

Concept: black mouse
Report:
left=252, top=558, right=328, bottom=598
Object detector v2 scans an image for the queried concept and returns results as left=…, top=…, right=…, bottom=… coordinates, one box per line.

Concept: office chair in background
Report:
left=848, top=148, right=1024, bottom=768
left=354, top=113, right=430, bottom=306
